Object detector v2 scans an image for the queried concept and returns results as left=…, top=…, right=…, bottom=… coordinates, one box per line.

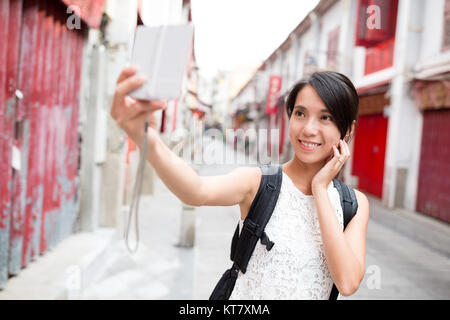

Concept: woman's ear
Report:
left=345, top=120, right=357, bottom=142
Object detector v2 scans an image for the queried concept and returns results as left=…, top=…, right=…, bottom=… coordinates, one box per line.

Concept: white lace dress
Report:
left=229, top=171, right=344, bottom=300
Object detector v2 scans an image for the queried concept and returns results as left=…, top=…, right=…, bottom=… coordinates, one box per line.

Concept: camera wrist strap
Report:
left=124, top=120, right=149, bottom=253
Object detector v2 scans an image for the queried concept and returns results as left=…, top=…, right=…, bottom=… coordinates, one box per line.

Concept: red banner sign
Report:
left=265, top=75, right=282, bottom=114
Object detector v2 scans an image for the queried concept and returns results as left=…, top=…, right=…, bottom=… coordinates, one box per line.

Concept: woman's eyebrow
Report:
left=294, top=105, right=329, bottom=113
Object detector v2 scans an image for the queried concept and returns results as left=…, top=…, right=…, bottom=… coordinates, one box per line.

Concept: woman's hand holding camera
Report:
left=110, top=65, right=167, bottom=149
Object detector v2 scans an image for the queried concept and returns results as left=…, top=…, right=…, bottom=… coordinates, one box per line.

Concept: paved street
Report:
left=346, top=216, right=450, bottom=299
left=81, top=140, right=450, bottom=300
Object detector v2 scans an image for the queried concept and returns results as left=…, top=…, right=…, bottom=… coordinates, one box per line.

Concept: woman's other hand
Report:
left=312, top=139, right=351, bottom=192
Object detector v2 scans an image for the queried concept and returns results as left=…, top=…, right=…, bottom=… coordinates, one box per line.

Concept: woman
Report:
left=111, top=67, right=370, bottom=299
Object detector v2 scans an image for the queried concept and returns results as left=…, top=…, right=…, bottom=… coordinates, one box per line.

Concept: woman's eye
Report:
left=294, top=111, right=305, bottom=117
left=322, top=115, right=333, bottom=121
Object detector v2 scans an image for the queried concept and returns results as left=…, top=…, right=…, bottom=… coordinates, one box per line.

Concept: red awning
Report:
left=60, top=0, right=104, bottom=29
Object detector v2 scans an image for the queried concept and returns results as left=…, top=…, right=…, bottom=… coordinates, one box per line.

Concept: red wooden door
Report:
left=351, top=113, right=388, bottom=198
left=416, top=109, right=450, bottom=223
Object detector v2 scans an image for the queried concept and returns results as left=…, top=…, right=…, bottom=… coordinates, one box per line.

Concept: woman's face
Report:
left=289, top=85, right=341, bottom=165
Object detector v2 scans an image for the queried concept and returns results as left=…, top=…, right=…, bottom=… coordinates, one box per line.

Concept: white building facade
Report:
left=231, top=0, right=450, bottom=223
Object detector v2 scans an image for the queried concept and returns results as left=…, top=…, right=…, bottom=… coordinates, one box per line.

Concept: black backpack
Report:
left=209, top=163, right=358, bottom=300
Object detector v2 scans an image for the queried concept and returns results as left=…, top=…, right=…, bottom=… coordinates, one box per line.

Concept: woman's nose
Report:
left=302, top=118, right=319, bottom=136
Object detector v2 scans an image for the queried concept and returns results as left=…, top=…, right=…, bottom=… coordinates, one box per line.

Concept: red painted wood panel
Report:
left=351, top=113, right=388, bottom=198
left=416, top=109, right=450, bottom=223
left=40, top=4, right=55, bottom=254
left=0, top=0, right=11, bottom=290
left=22, top=0, right=42, bottom=268
left=58, top=7, right=70, bottom=243
left=62, top=28, right=84, bottom=238
left=28, top=3, right=46, bottom=263
left=63, top=10, right=72, bottom=236
left=50, top=1, right=63, bottom=248
left=9, top=0, right=33, bottom=276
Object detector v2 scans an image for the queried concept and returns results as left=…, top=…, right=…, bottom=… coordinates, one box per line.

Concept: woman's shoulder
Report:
left=236, top=166, right=263, bottom=221
left=353, top=188, right=370, bottom=217
left=237, top=165, right=262, bottom=187
left=353, top=188, right=368, bottom=203
left=233, top=165, right=261, bottom=179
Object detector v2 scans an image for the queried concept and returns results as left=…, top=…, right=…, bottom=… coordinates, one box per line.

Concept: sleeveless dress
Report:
left=229, top=171, right=344, bottom=300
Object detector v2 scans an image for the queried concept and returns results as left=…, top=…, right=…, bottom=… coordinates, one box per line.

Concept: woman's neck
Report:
left=282, top=157, right=326, bottom=193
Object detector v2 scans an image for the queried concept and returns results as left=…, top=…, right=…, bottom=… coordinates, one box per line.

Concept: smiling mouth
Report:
left=298, top=139, right=322, bottom=150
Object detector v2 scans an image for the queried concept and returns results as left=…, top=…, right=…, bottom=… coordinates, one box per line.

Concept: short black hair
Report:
left=285, top=71, right=359, bottom=140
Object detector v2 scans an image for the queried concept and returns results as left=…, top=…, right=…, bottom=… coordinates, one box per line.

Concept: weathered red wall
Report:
left=0, top=0, right=87, bottom=289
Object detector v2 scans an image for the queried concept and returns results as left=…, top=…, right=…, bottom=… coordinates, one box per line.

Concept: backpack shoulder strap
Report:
left=329, top=178, right=359, bottom=300
left=332, top=178, right=358, bottom=229
left=231, top=164, right=282, bottom=274
left=247, top=164, right=282, bottom=230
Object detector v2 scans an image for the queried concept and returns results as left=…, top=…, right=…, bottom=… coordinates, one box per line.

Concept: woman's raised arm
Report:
left=110, top=66, right=256, bottom=208
left=148, top=136, right=258, bottom=207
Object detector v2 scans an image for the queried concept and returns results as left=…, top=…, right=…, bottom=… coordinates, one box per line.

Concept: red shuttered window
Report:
left=364, top=38, right=394, bottom=75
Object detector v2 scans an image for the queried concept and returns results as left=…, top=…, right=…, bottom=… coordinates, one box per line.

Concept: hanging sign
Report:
left=265, top=75, right=282, bottom=114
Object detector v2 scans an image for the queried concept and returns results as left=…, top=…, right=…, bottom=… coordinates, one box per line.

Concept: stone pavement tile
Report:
left=81, top=242, right=179, bottom=300
left=193, top=204, right=241, bottom=299
left=81, top=174, right=189, bottom=300
left=0, top=228, right=117, bottom=300
left=368, top=197, right=450, bottom=258
left=167, top=246, right=194, bottom=299
left=341, top=218, right=450, bottom=300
